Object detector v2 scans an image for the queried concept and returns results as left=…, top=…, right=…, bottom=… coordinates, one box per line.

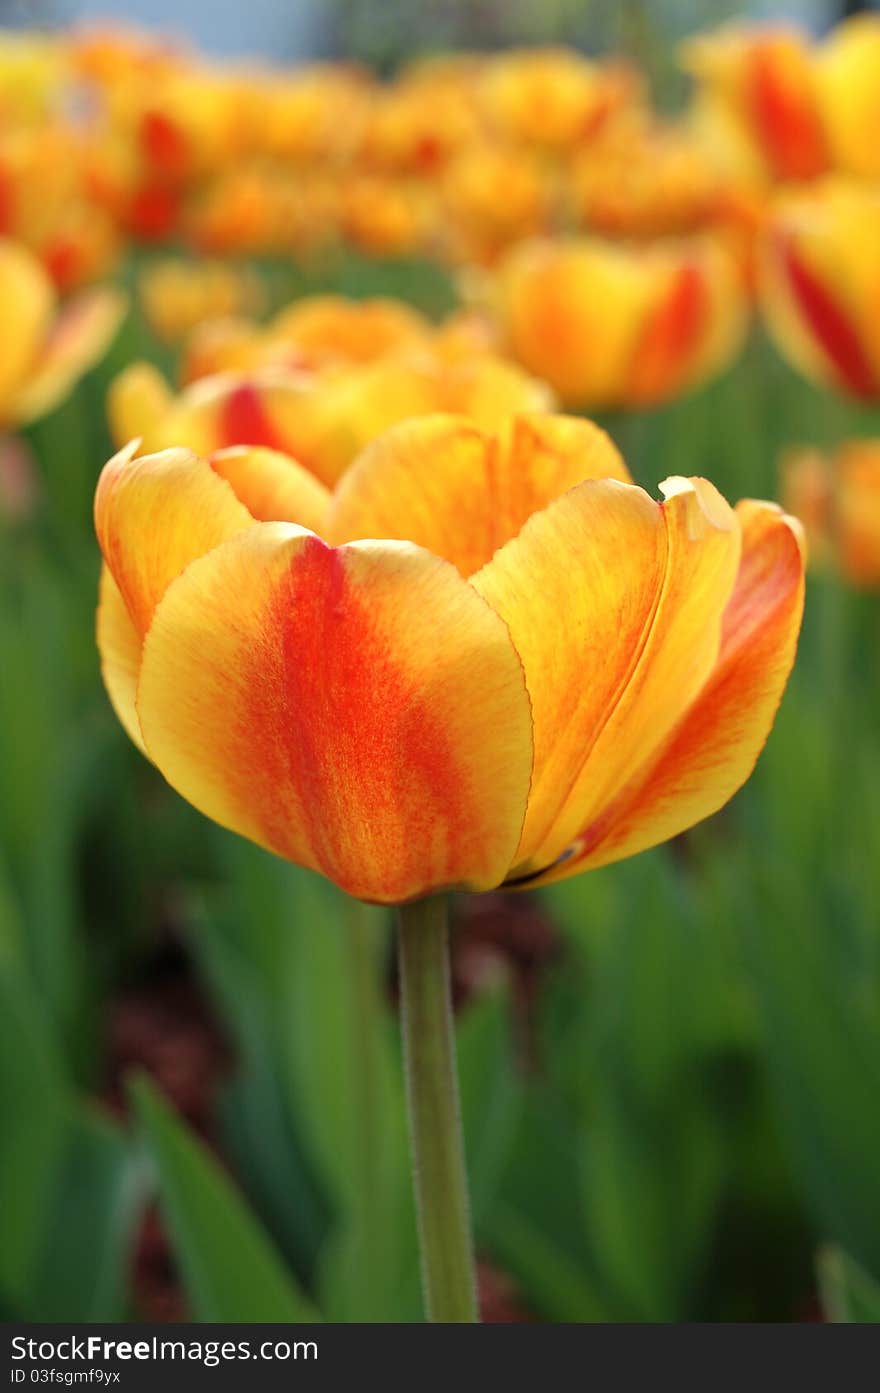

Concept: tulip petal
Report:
left=95, top=442, right=253, bottom=636
left=330, top=412, right=629, bottom=576
left=96, top=564, right=147, bottom=755
left=209, top=447, right=331, bottom=530
left=107, top=361, right=174, bottom=451
left=778, top=234, right=876, bottom=398
left=473, top=475, right=741, bottom=874
left=533, top=501, right=805, bottom=882
left=16, top=287, right=127, bottom=427
left=628, top=262, right=706, bottom=405
left=137, top=525, right=533, bottom=903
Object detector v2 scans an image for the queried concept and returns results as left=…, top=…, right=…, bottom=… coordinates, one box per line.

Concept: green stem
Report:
left=346, top=896, right=385, bottom=1320
left=397, top=895, right=479, bottom=1323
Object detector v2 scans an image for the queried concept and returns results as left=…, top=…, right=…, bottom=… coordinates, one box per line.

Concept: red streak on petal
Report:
left=782, top=237, right=877, bottom=399
left=129, top=183, right=180, bottom=242
left=629, top=261, right=707, bottom=404
left=748, top=45, right=826, bottom=181
left=219, top=383, right=288, bottom=451
left=242, top=537, right=460, bottom=899
left=43, top=239, right=80, bottom=293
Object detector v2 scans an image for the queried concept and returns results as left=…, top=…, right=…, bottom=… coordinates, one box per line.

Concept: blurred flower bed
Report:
left=1, top=16, right=880, bottom=1324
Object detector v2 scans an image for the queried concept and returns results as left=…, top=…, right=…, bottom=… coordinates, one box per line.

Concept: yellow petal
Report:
left=15, top=287, right=127, bottom=427
left=0, top=239, right=55, bottom=422
left=107, top=361, right=175, bottom=451
left=534, top=500, right=805, bottom=881
left=96, top=563, right=147, bottom=755
left=209, top=446, right=331, bottom=530
left=330, top=412, right=629, bottom=576
left=473, top=475, right=741, bottom=874
left=94, top=441, right=253, bottom=636
left=137, top=525, right=533, bottom=903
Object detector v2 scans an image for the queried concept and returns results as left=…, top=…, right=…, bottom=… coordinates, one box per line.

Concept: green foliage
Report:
left=818, top=1247, right=880, bottom=1323
left=130, top=1075, right=319, bottom=1322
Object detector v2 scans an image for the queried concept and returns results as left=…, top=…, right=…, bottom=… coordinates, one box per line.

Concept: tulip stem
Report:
left=397, top=895, right=479, bottom=1323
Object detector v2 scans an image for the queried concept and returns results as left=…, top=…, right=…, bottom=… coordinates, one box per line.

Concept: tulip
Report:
left=107, top=352, right=552, bottom=486
left=783, top=441, right=880, bottom=587
left=439, top=142, right=553, bottom=266
left=682, top=24, right=828, bottom=183
left=814, top=16, right=880, bottom=180
left=0, top=238, right=125, bottom=428
left=568, top=119, right=728, bottom=241
left=759, top=180, right=880, bottom=400
left=684, top=18, right=880, bottom=185
left=340, top=175, right=436, bottom=260
left=475, top=234, right=747, bottom=409
left=477, top=47, right=640, bottom=150
left=95, top=411, right=803, bottom=1320
left=137, top=257, right=265, bottom=344
left=97, top=410, right=803, bottom=899
left=181, top=294, right=432, bottom=382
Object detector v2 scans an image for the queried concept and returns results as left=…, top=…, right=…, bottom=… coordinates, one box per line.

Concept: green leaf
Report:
left=487, top=1203, right=613, bottom=1323
left=0, top=963, right=68, bottom=1306
left=818, top=1246, right=880, bottom=1323
left=27, top=1106, right=146, bottom=1321
left=130, top=1074, right=320, bottom=1322
left=457, top=989, right=523, bottom=1227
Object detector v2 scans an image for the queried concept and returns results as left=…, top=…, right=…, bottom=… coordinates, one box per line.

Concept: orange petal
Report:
left=94, top=442, right=253, bottom=636
left=15, top=286, right=127, bottom=427
left=209, top=446, right=331, bottom=530
left=534, top=500, right=805, bottom=881
left=96, top=563, right=147, bottom=755
left=330, top=412, right=629, bottom=576
left=137, top=526, right=533, bottom=903
left=473, top=475, right=741, bottom=875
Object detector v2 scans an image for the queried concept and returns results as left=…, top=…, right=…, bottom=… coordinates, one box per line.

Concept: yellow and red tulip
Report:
left=95, top=413, right=804, bottom=903
left=682, top=23, right=828, bottom=183
left=475, top=234, right=747, bottom=409
left=108, top=349, right=552, bottom=487
left=759, top=180, right=880, bottom=400
left=477, top=47, right=640, bottom=151
left=783, top=441, right=880, bottom=587
left=684, top=18, right=880, bottom=185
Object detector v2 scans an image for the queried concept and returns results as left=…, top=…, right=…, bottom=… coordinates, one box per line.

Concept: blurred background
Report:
left=1, top=0, right=880, bottom=1325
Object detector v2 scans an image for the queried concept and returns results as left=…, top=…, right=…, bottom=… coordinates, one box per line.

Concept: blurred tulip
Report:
left=569, top=118, right=728, bottom=241
left=137, top=258, right=265, bottom=344
left=357, top=72, right=480, bottom=174
left=682, top=24, right=828, bottom=183
left=783, top=441, right=880, bottom=587
left=340, top=175, right=436, bottom=259
left=0, top=238, right=125, bottom=428
left=108, top=348, right=552, bottom=486
left=475, top=234, right=747, bottom=409
left=685, top=18, right=880, bottom=185
left=814, top=16, right=880, bottom=180
left=257, top=64, right=372, bottom=165
left=440, top=143, right=554, bottom=265
left=477, top=48, right=640, bottom=150
left=760, top=180, right=880, bottom=400
left=182, top=294, right=431, bottom=382
left=0, top=32, right=69, bottom=127
left=95, top=414, right=803, bottom=902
